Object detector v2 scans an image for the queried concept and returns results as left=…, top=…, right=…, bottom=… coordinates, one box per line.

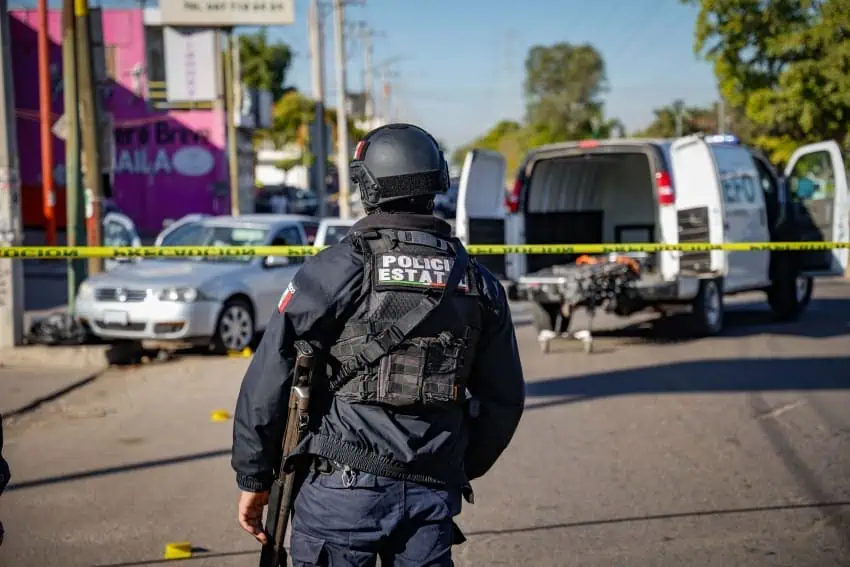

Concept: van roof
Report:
left=532, top=137, right=672, bottom=154
left=525, top=138, right=675, bottom=171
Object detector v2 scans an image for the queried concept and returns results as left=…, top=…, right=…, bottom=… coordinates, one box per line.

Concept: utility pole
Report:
left=38, top=0, right=57, bottom=246
left=309, top=0, right=328, bottom=217
left=717, top=97, right=727, bottom=133
left=332, top=0, right=362, bottom=220
left=363, top=30, right=373, bottom=119
left=673, top=99, right=687, bottom=138
left=371, top=57, right=401, bottom=123
left=76, top=0, right=104, bottom=275
left=0, top=0, right=25, bottom=348
left=223, top=29, right=241, bottom=216
left=379, top=67, right=399, bottom=122
left=353, top=23, right=382, bottom=121
left=64, top=0, right=86, bottom=305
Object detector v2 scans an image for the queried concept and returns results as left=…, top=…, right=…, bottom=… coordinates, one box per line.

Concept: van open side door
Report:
left=784, top=140, right=849, bottom=276
left=669, top=135, right=727, bottom=277
left=456, top=149, right=508, bottom=279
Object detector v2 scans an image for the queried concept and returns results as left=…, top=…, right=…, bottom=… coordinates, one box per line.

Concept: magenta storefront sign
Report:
left=10, top=8, right=230, bottom=234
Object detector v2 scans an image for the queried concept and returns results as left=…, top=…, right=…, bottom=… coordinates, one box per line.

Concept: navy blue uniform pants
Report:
left=289, top=465, right=463, bottom=567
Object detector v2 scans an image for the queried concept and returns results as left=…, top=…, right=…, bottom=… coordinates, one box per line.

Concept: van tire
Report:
left=768, top=255, right=812, bottom=321
left=531, top=302, right=571, bottom=335
left=688, top=278, right=724, bottom=337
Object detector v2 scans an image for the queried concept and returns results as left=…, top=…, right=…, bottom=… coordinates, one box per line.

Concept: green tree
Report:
left=269, top=91, right=366, bottom=166
left=451, top=120, right=527, bottom=180
left=524, top=42, right=609, bottom=143
left=238, top=29, right=294, bottom=103
left=633, top=101, right=720, bottom=138
left=683, top=0, right=850, bottom=164
left=453, top=42, right=624, bottom=179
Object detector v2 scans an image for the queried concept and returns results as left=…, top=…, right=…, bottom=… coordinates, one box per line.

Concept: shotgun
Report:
left=258, top=340, right=316, bottom=567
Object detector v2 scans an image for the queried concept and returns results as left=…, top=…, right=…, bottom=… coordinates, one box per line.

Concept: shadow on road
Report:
left=4, top=449, right=230, bottom=492
left=93, top=549, right=256, bottom=566
left=525, top=355, right=850, bottom=550
left=89, top=500, right=850, bottom=566
left=588, top=296, right=849, bottom=343
left=464, top=500, right=850, bottom=537
left=525, top=356, right=850, bottom=411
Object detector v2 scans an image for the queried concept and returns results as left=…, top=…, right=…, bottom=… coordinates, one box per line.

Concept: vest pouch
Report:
left=377, top=332, right=467, bottom=407
left=330, top=333, right=381, bottom=403
left=421, top=332, right=467, bottom=405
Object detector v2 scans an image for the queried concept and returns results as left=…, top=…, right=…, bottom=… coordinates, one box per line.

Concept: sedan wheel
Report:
left=213, top=299, right=255, bottom=353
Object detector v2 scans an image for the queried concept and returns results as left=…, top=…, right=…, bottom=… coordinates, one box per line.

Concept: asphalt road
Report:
left=2, top=279, right=849, bottom=567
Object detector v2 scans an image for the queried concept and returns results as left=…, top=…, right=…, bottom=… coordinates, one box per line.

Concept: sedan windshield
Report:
left=157, top=224, right=269, bottom=263
left=321, top=224, right=353, bottom=246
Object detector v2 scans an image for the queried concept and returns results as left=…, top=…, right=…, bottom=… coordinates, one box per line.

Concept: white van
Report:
left=455, top=135, right=849, bottom=335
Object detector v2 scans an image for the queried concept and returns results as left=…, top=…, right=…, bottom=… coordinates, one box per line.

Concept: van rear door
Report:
left=456, top=149, right=508, bottom=278
left=784, top=141, right=849, bottom=276
left=669, top=135, right=727, bottom=277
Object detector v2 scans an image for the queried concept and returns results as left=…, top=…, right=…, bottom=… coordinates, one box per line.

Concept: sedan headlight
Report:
left=78, top=282, right=94, bottom=299
left=157, top=287, right=202, bottom=303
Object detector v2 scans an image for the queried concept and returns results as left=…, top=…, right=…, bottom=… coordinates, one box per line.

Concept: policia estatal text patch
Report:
left=374, top=253, right=470, bottom=292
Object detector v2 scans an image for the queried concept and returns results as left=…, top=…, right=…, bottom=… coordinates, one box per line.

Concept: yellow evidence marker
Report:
left=210, top=409, right=232, bottom=422
left=163, top=541, right=193, bottom=560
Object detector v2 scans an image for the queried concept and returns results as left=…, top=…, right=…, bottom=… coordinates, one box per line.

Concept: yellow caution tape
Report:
left=0, top=242, right=847, bottom=259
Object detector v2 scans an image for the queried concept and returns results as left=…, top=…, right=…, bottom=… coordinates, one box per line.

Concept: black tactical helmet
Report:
left=350, top=123, right=450, bottom=209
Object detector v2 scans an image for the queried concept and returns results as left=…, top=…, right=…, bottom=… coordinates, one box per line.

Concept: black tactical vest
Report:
left=328, top=228, right=483, bottom=409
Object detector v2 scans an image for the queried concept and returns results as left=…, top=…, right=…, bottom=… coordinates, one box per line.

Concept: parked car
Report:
left=155, top=214, right=209, bottom=246
left=433, top=176, right=459, bottom=219
left=102, top=211, right=141, bottom=272
left=314, top=217, right=358, bottom=246
left=255, top=185, right=319, bottom=216
left=74, top=214, right=316, bottom=353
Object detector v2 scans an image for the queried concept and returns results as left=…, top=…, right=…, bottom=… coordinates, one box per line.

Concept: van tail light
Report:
left=656, top=171, right=675, bottom=206
left=505, top=178, right=522, bottom=214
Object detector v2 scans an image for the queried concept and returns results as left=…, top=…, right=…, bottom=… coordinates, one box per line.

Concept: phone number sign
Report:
left=160, top=1, right=295, bottom=27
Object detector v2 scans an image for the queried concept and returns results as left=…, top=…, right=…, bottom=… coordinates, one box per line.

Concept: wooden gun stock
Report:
left=258, top=340, right=316, bottom=567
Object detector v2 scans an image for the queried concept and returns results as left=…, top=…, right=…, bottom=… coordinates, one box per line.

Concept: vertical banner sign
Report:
left=164, top=27, right=218, bottom=103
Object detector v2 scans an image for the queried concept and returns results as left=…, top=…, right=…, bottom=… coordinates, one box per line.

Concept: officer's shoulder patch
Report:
left=277, top=281, right=297, bottom=312
left=373, top=252, right=470, bottom=293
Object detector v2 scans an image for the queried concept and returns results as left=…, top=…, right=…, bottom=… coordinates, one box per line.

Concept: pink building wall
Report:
left=11, top=8, right=230, bottom=235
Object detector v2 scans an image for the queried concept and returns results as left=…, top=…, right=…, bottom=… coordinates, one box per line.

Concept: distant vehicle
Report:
left=455, top=136, right=848, bottom=338
left=102, top=211, right=141, bottom=272
left=155, top=214, right=210, bottom=246
left=314, top=217, right=358, bottom=247
left=433, top=176, right=459, bottom=219
left=74, top=214, right=316, bottom=353
left=254, top=185, right=319, bottom=216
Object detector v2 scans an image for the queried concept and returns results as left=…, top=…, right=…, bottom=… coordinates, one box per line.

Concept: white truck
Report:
left=454, top=134, right=848, bottom=342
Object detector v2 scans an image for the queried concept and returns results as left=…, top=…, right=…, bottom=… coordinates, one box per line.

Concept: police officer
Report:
left=0, top=415, right=9, bottom=546
left=232, top=123, right=525, bottom=566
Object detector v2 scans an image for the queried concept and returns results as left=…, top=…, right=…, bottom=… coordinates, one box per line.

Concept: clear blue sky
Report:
left=17, top=0, right=720, bottom=152
left=265, top=0, right=720, bottom=152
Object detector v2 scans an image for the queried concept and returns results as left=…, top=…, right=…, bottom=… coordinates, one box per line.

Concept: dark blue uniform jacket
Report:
left=231, top=212, right=525, bottom=493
